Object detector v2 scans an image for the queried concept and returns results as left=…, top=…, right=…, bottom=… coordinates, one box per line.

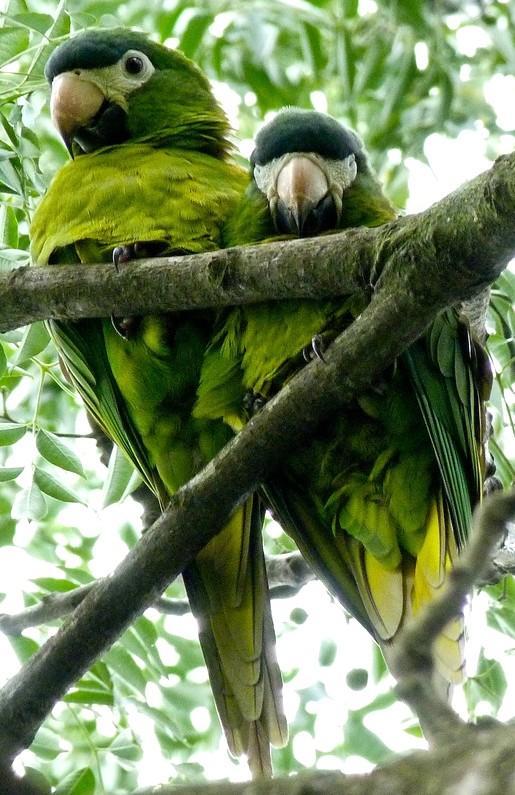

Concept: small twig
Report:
left=0, top=585, right=94, bottom=635
left=154, top=598, right=190, bottom=615
left=0, top=553, right=314, bottom=634
left=393, top=490, right=515, bottom=744
left=50, top=432, right=96, bottom=439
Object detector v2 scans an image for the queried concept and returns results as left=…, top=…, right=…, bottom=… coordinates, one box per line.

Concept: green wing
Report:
left=49, top=317, right=166, bottom=501
left=404, top=309, right=486, bottom=549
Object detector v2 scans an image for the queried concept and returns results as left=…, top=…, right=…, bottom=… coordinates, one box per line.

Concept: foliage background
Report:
left=0, top=0, right=514, bottom=792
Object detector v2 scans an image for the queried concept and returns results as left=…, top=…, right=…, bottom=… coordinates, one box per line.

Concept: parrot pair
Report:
left=30, top=27, right=490, bottom=777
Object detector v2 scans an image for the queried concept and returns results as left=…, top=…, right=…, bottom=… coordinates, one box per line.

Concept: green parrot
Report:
left=30, top=29, right=286, bottom=776
left=195, top=109, right=492, bottom=688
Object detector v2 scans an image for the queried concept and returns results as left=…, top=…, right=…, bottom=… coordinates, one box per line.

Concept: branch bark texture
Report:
left=0, top=152, right=514, bottom=331
left=132, top=722, right=515, bottom=795
left=0, top=155, right=511, bottom=762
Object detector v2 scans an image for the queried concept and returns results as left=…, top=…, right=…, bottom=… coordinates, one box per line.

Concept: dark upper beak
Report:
left=50, top=72, right=105, bottom=156
left=274, top=155, right=334, bottom=236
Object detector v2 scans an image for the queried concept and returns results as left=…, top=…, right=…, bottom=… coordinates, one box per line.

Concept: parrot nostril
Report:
left=73, top=69, right=81, bottom=76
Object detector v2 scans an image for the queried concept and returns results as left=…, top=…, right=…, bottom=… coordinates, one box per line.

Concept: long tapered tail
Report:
left=183, top=495, right=287, bottom=776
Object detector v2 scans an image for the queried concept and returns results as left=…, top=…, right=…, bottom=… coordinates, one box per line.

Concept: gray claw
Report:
left=303, top=334, right=326, bottom=363
left=243, top=390, right=266, bottom=416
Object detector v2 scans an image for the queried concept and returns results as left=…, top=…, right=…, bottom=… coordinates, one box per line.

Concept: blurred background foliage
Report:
left=0, top=0, right=514, bottom=792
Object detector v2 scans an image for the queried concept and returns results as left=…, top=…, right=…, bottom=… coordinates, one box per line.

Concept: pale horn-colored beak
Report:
left=50, top=72, right=104, bottom=154
left=275, top=155, right=329, bottom=235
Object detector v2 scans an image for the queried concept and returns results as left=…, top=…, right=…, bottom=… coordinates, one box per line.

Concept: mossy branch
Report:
left=1, top=152, right=515, bottom=332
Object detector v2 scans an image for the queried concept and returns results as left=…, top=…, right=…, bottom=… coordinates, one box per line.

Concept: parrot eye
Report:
left=125, top=56, right=144, bottom=74
left=121, top=50, right=154, bottom=82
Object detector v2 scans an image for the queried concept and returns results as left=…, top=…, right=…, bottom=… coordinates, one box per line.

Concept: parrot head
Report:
left=45, top=28, right=229, bottom=156
left=250, top=108, right=394, bottom=235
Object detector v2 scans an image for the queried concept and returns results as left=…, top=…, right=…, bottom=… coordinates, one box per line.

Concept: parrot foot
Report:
left=110, top=313, right=140, bottom=341
left=112, top=241, right=170, bottom=272
left=483, top=475, right=503, bottom=496
left=243, top=390, right=267, bottom=417
left=302, top=332, right=337, bottom=363
left=112, top=244, right=134, bottom=272
left=111, top=241, right=168, bottom=337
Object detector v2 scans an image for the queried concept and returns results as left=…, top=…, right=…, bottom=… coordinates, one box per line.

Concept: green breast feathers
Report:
left=31, top=144, right=248, bottom=266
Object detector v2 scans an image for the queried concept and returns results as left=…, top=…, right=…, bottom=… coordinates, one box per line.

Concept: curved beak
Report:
left=50, top=72, right=105, bottom=155
left=275, top=155, right=331, bottom=236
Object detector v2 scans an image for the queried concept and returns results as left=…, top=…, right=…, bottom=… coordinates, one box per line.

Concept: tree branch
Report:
left=1, top=151, right=515, bottom=332
left=131, top=722, right=515, bottom=795
left=0, top=155, right=511, bottom=762
left=0, top=553, right=313, bottom=634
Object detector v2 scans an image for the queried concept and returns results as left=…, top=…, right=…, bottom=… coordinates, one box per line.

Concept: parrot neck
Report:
left=137, top=115, right=232, bottom=158
left=128, top=72, right=232, bottom=158
left=341, top=173, right=397, bottom=228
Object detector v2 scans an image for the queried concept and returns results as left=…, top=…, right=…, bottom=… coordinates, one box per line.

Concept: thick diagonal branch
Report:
left=1, top=152, right=515, bottom=332
left=0, top=157, right=511, bottom=761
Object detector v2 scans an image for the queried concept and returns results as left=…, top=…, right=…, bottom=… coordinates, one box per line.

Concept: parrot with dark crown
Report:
left=194, top=108, right=492, bottom=691
left=29, top=28, right=287, bottom=776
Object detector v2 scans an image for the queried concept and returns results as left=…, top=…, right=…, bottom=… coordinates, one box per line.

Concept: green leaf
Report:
left=104, top=646, right=147, bottom=695
left=177, top=10, right=212, bottom=58
left=464, top=652, right=507, bottom=715
left=64, top=688, right=114, bottom=706
left=12, top=12, right=54, bottom=34
left=23, top=768, right=52, bottom=795
left=33, top=467, right=84, bottom=504
left=5, top=0, right=29, bottom=16
left=121, top=622, right=165, bottom=676
left=0, top=114, right=18, bottom=149
left=31, top=727, right=62, bottom=761
left=0, top=205, right=18, bottom=248
left=102, top=446, right=136, bottom=508
left=346, top=667, right=369, bottom=690
left=11, top=480, right=47, bottom=520
left=318, top=639, right=337, bottom=666
left=0, top=247, right=29, bottom=268
left=32, top=577, right=76, bottom=592
left=28, top=1, right=70, bottom=79
left=15, top=322, right=50, bottom=364
left=54, top=767, right=95, bottom=795
left=0, top=330, right=23, bottom=344
left=0, top=158, right=22, bottom=195
left=0, top=343, right=6, bottom=378
left=36, top=429, right=85, bottom=477
left=120, top=466, right=143, bottom=502
left=343, top=709, right=392, bottom=763
left=0, top=466, right=23, bottom=481
left=108, top=732, right=142, bottom=761
left=8, top=634, right=39, bottom=663
left=0, top=27, right=29, bottom=65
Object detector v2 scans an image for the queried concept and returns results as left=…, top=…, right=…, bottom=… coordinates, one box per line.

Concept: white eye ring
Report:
left=121, top=49, right=154, bottom=82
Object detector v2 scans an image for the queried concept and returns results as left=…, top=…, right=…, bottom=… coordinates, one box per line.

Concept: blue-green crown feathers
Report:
left=251, top=108, right=368, bottom=172
left=45, top=28, right=210, bottom=88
